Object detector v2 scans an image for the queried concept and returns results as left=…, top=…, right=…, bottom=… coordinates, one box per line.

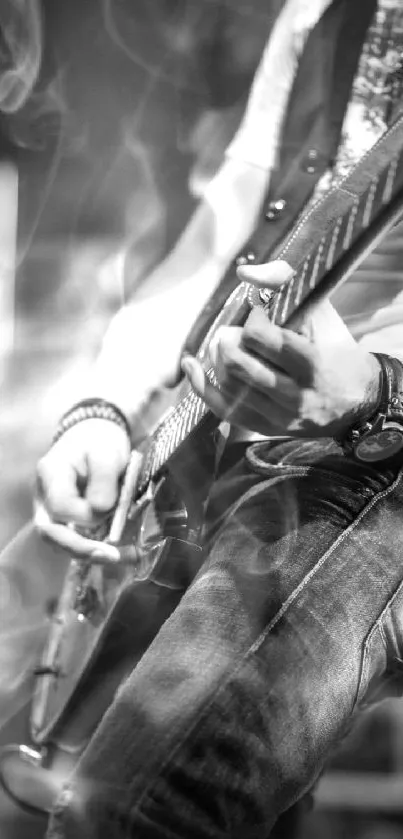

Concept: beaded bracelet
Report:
left=52, top=398, right=132, bottom=446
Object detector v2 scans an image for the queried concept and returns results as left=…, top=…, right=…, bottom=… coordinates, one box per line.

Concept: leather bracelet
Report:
left=52, top=398, right=132, bottom=446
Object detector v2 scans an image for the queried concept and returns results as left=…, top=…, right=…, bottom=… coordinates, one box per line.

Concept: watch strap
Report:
left=337, top=353, right=403, bottom=462
left=372, top=352, right=403, bottom=420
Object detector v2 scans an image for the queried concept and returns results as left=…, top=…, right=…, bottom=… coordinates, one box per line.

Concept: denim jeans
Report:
left=3, top=438, right=403, bottom=837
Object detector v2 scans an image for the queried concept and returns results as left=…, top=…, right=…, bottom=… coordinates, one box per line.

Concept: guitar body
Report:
left=0, top=284, right=250, bottom=814
left=31, top=482, right=204, bottom=749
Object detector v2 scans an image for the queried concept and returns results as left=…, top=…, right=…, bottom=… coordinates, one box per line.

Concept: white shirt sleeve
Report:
left=200, top=0, right=332, bottom=265
left=357, top=290, right=403, bottom=363
left=225, top=0, right=332, bottom=171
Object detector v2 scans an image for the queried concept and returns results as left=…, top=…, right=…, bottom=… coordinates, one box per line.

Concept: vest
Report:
left=185, top=0, right=378, bottom=355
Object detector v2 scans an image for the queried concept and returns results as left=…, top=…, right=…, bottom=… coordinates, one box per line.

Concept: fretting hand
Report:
left=181, top=260, right=381, bottom=438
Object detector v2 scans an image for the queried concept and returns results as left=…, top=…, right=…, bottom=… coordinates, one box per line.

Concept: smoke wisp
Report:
left=0, top=0, right=42, bottom=113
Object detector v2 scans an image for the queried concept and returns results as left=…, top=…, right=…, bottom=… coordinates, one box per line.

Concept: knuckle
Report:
left=244, top=310, right=272, bottom=347
left=217, top=326, right=240, bottom=350
left=37, top=449, right=65, bottom=488
left=35, top=525, right=47, bottom=541
left=214, top=325, right=229, bottom=344
left=244, top=320, right=265, bottom=346
left=287, top=335, right=315, bottom=379
left=219, top=342, right=242, bottom=375
left=44, top=482, right=69, bottom=519
left=212, top=326, right=228, bottom=362
left=33, top=515, right=49, bottom=539
left=42, top=494, right=59, bottom=518
left=36, top=455, right=51, bottom=482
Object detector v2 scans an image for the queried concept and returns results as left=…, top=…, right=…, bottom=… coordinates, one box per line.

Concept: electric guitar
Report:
left=2, top=113, right=403, bottom=815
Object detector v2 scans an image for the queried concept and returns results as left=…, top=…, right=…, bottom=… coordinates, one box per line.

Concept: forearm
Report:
left=82, top=203, right=226, bottom=426
left=356, top=291, right=403, bottom=365
left=358, top=322, right=403, bottom=366
left=87, top=276, right=212, bottom=423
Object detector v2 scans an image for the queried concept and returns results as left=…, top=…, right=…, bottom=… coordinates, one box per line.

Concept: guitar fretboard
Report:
left=136, top=117, right=403, bottom=496
left=267, top=150, right=402, bottom=328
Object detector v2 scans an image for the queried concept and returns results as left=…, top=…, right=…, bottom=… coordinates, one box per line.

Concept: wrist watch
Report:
left=342, top=353, right=403, bottom=463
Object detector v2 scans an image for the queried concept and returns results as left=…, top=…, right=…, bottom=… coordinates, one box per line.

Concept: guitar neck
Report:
left=263, top=140, right=403, bottom=330
left=137, top=116, right=403, bottom=496
left=264, top=159, right=403, bottom=329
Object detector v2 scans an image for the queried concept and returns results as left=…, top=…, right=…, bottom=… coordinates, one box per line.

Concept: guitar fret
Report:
left=192, top=401, right=199, bottom=428
left=160, top=416, right=173, bottom=466
left=189, top=391, right=199, bottom=431
left=174, top=405, right=186, bottom=450
left=151, top=439, right=162, bottom=476
left=294, top=257, right=310, bottom=307
left=362, top=176, right=379, bottom=228
left=182, top=395, right=192, bottom=437
left=147, top=447, right=155, bottom=479
left=154, top=427, right=164, bottom=462
left=178, top=398, right=190, bottom=447
left=382, top=153, right=399, bottom=204
left=159, top=429, right=170, bottom=470
left=270, top=288, right=282, bottom=324
left=165, top=417, right=176, bottom=461
left=279, top=274, right=295, bottom=324
left=325, top=216, right=343, bottom=270
left=168, top=420, right=178, bottom=458
left=321, top=228, right=335, bottom=276
left=169, top=411, right=178, bottom=456
left=146, top=437, right=157, bottom=476
left=309, top=238, right=325, bottom=289
left=184, top=394, right=194, bottom=435
left=194, top=396, right=204, bottom=425
left=342, top=199, right=359, bottom=251
left=140, top=450, right=152, bottom=489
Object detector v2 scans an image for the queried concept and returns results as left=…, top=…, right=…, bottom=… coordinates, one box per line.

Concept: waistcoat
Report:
left=185, top=0, right=378, bottom=354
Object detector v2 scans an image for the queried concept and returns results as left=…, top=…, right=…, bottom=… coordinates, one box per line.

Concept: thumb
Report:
left=86, top=452, right=124, bottom=514
left=237, top=258, right=294, bottom=288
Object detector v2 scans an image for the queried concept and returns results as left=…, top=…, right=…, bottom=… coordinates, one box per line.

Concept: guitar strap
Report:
left=184, top=0, right=378, bottom=355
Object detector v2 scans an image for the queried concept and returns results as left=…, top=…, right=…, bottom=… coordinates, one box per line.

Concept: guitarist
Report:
left=3, top=0, right=403, bottom=836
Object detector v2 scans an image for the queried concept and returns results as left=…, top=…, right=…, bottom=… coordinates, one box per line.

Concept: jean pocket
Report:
left=246, top=439, right=341, bottom=475
left=355, top=577, right=403, bottom=708
left=245, top=440, right=367, bottom=500
left=246, top=440, right=312, bottom=477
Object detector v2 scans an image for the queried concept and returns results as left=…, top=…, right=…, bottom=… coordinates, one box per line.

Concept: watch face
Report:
left=355, top=428, right=403, bottom=462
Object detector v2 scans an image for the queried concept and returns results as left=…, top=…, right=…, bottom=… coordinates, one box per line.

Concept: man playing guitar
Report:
left=2, top=0, right=403, bottom=836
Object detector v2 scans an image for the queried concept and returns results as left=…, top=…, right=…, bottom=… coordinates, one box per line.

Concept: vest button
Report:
left=265, top=199, right=287, bottom=221
left=236, top=251, right=257, bottom=266
left=301, top=148, right=326, bottom=174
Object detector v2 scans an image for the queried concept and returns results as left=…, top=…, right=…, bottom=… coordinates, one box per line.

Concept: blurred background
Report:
left=0, top=1, right=403, bottom=836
